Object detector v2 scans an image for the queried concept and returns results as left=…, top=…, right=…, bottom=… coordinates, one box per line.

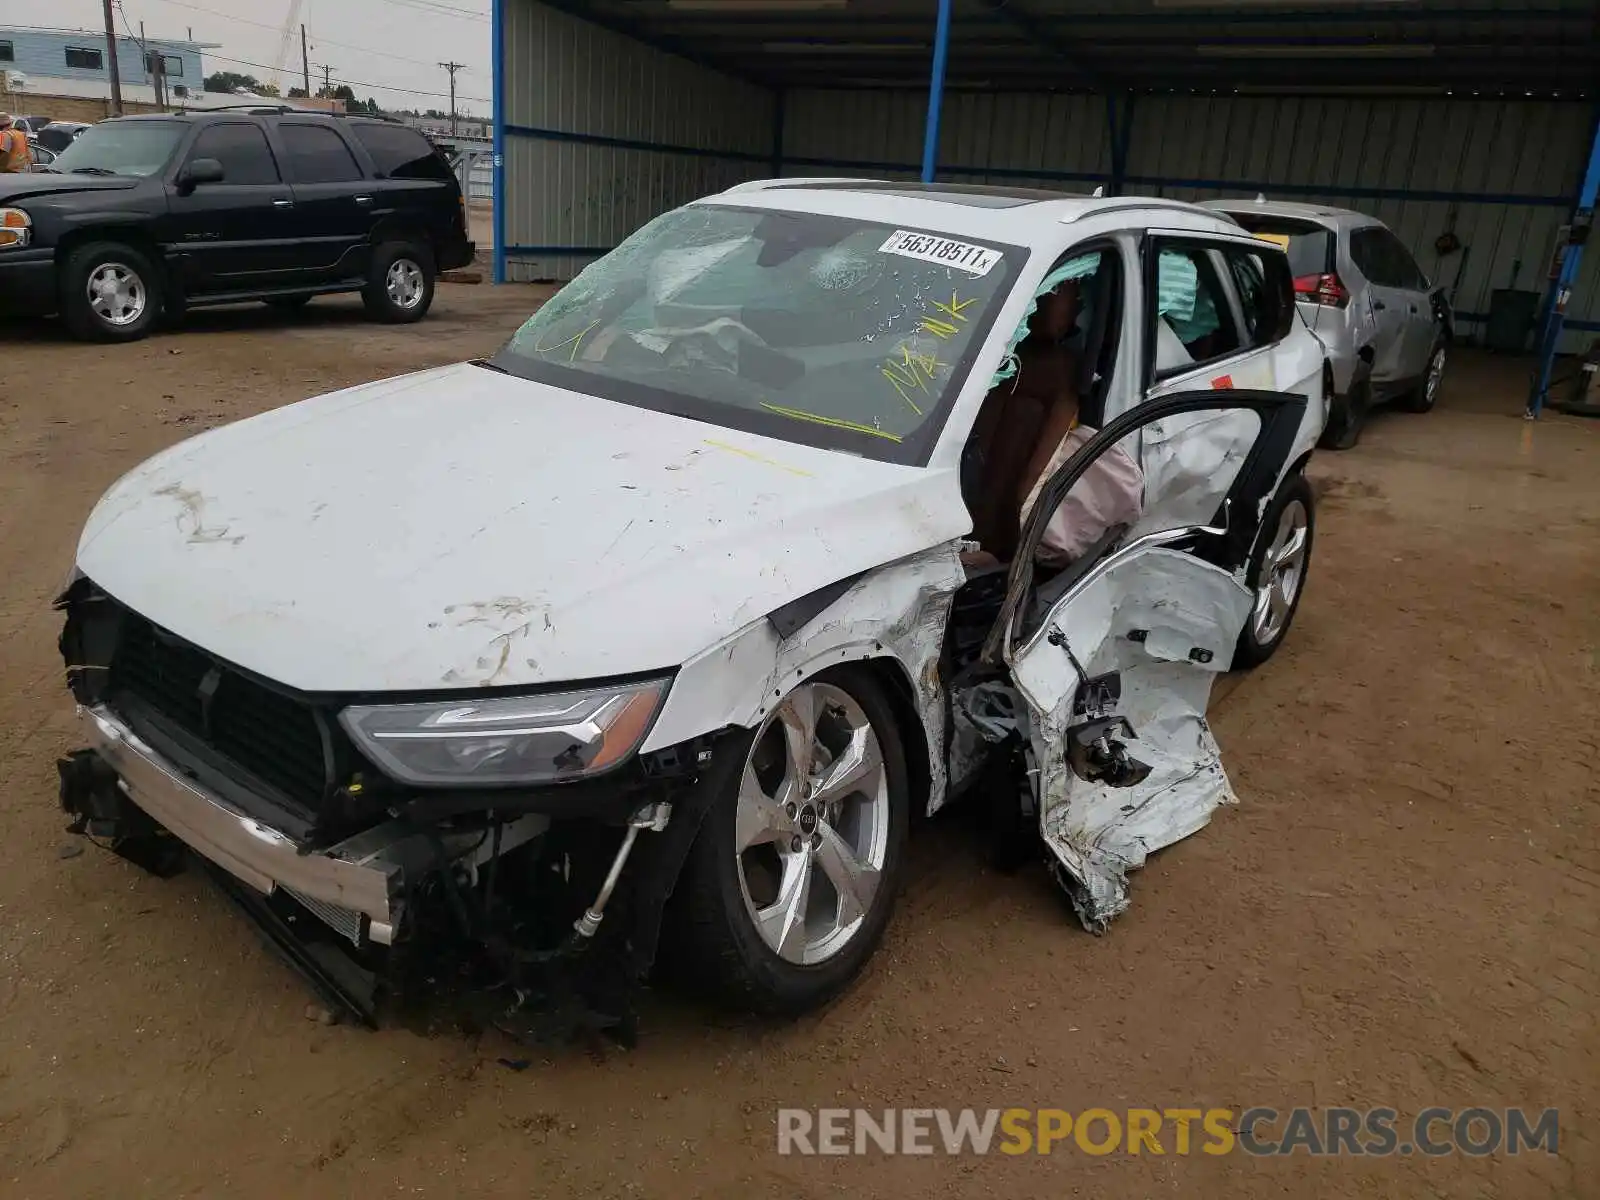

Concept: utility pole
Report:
left=300, top=25, right=311, bottom=98
left=321, top=62, right=334, bottom=107
left=101, top=0, right=123, bottom=115
left=439, top=61, right=464, bottom=135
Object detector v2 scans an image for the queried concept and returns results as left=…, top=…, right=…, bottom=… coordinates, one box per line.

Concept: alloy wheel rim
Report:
left=1426, top=347, right=1446, bottom=405
left=1251, top=498, right=1309, bottom=646
left=87, top=262, right=146, bottom=327
left=734, top=682, right=891, bottom=966
left=386, top=259, right=424, bottom=309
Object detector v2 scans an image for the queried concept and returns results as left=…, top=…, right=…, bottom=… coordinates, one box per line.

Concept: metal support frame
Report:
left=491, top=0, right=507, bottom=284
left=1527, top=105, right=1600, bottom=418
left=771, top=88, right=786, bottom=178
left=1105, top=90, right=1135, bottom=196
left=921, top=0, right=954, bottom=183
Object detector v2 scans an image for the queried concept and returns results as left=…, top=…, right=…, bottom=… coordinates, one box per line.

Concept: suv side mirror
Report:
left=179, top=158, right=225, bottom=192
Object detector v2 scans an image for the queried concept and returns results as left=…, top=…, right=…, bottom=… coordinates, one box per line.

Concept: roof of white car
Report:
left=712, top=179, right=1247, bottom=246
left=1200, top=198, right=1378, bottom=228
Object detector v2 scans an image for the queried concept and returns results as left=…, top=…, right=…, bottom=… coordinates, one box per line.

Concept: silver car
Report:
left=1205, top=199, right=1452, bottom=448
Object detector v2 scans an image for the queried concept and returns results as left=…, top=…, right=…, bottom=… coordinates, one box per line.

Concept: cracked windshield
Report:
left=491, top=205, right=1018, bottom=459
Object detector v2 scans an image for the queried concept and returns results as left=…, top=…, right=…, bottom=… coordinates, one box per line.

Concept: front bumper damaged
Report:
left=73, top=703, right=548, bottom=948
left=61, top=697, right=746, bottom=1042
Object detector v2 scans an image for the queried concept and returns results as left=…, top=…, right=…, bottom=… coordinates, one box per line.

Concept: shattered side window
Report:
left=492, top=205, right=1022, bottom=463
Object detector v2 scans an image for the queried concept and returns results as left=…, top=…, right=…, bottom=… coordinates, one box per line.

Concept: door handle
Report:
left=1409, top=305, right=1419, bottom=314
left=354, top=195, right=373, bottom=206
left=1372, top=299, right=1387, bottom=311
left=272, top=198, right=294, bottom=208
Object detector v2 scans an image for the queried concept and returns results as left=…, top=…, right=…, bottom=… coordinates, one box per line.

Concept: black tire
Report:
left=264, top=293, right=313, bottom=311
left=1319, top=374, right=1370, bottom=450
left=1233, top=472, right=1316, bottom=669
left=667, top=665, right=910, bottom=1015
left=1399, top=340, right=1446, bottom=413
left=60, top=241, right=163, bottom=343
left=362, top=242, right=435, bottom=324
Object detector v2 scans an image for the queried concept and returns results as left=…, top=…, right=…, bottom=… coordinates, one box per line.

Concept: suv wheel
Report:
left=363, top=242, right=435, bottom=323
left=61, top=242, right=162, bottom=342
left=1234, top=473, right=1316, bottom=669
left=1400, top=341, right=1447, bottom=413
left=668, top=666, right=909, bottom=1015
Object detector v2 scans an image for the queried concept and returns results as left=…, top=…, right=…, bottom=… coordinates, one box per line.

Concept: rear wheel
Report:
left=1234, top=473, right=1315, bottom=669
left=1319, top=376, right=1369, bottom=450
left=668, top=667, right=909, bottom=1015
left=363, top=242, right=435, bottom=324
left=61, top=242, right=162, bottom=342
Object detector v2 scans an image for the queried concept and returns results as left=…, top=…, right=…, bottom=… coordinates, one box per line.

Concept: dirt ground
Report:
left=1, top=290, right=1596, bottom=1199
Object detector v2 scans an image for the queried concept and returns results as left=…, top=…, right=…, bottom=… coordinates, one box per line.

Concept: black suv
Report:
left=0, top=108, right=474, bottom=341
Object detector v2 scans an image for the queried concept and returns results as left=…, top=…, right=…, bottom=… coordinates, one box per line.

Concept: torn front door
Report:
left=992, top=389, right=1307, bottom=929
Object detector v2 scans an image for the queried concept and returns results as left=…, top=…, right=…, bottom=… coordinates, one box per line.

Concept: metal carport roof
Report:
left=529, top=1, right=1598, bottom=95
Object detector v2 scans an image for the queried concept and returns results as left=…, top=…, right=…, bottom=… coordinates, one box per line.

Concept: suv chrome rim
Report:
left=87, top=262, right=145, bottom=327
left=1425, top=346, right=1446, bottom=405
left=386, top=258, right=424, bottom=310
left=1251, top=498, right=1309, bottom=646
left=735, top=682, right=890, bottom=966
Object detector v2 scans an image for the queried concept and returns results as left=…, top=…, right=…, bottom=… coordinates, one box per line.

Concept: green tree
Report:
left=203, top=71, right=259, bottom=94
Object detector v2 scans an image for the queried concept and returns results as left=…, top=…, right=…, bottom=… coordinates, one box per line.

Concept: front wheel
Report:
left=667, top=667, right=909, bottom=1015
left=363, top=242, right=435, bottom=324
left=60, top=242, right=162, bottom=342
left=1234, top=473, right=1315, bottom=669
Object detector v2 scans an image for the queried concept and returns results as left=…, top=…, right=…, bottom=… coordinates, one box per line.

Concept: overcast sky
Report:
left=11, top=0, right=492, bottom=113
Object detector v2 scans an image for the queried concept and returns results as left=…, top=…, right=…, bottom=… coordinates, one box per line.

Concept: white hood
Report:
left=77, top=363, right=970, bottom=693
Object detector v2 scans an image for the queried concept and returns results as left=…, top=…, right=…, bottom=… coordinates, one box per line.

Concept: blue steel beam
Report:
left=921, top=0, right=954, bottom=184
left=1528, top=105, right=1600, bottom=417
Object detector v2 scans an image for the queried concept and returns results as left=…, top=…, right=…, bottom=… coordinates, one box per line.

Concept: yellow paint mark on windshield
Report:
left=702, top=438, right=816, bottom=477
left=880, top=344, right=945, bottom=415
left=921, top=291, right=978, bottom=338
left=533, top=319, right=602, bottom=362
left=760, top=402, right=903, bottom=443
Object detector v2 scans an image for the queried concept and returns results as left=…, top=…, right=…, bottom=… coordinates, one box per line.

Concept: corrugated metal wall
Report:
left=784, top=89, right=1599, bottom=348
left=502, top=0, right=773, bottom=280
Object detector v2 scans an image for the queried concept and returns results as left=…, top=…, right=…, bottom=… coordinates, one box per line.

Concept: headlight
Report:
left=339, top=678, right=669, bottom=787
left=0, top=208, right=31, bottom=249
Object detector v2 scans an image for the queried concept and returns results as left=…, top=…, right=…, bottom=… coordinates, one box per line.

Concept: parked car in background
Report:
left=34, top=121, right=92, bottom=153
left=0, top=109, right=473, bottom=341
left=56, top=181, right=1324, bottom=1031
left=1205, top=199, right=1452, bottom=448
left=12, top=115, right=55, bottom=137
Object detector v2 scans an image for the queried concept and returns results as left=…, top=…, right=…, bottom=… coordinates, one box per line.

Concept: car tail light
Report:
left=1293, top=272, right=1349, bottom=308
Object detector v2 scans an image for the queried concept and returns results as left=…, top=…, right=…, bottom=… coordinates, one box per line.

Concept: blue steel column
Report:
left=920, top=0, right=954, bottom=184
left=1527, top=107, right=1600, bottom=417
left=491, top=0, right=507, bottom=284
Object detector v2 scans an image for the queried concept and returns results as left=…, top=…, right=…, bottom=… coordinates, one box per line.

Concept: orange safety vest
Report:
left=0, top=129, right=31, bottom=172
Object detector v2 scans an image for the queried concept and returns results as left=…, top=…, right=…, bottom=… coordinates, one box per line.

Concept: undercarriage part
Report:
left=198, top=855, right=381, bottom=1026
left=57, top=748, right=184, bottom=877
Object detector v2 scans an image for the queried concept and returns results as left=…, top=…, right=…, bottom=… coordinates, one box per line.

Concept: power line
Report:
left=201, top=49, right=490, bottom=104
left=145, top=0, right=460, bottom=69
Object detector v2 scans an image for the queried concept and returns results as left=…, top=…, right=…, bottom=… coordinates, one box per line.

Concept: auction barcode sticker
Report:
left=879, top=230, right=1003, bottom=276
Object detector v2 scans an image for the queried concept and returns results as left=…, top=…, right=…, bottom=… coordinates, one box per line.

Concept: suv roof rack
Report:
left=1064, top=195, right=1208, bottom=223
left=171, top=102, right=402, bottom=123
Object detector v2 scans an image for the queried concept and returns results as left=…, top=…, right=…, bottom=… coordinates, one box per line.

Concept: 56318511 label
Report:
left=879, top=230, right=1004, bottom=276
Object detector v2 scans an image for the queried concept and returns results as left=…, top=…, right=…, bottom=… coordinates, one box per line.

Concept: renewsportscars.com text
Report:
left=776, top=1107, right=1560, bottom=1157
